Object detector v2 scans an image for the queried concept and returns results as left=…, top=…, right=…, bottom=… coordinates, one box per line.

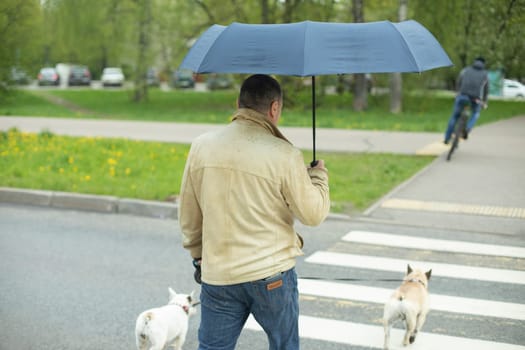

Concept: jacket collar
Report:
left=232, top=108, right=292, bottom=145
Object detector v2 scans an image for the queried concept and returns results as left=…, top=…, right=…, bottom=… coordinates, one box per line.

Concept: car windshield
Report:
left=177, top=70, right=192, bottom=78
left=41, top=68, right=55, bottom=74
left=104, top=68, right=122, bottom=74
left=72, top=66, right=87, bottom=72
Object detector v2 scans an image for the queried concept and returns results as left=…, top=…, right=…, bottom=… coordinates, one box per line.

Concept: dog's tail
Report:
left=393, top=290, right=405, bottom=302
left=138, top=312, right=154, bottom=340
left=144, top=312, right=154, bottom=323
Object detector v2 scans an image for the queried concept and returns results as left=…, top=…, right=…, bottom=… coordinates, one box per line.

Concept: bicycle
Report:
left=446, top=103, right=470, bottom=161
left=445, top=95, right=487, bottom=162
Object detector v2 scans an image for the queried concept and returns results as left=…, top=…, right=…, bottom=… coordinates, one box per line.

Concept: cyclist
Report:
left=444, top=56, right=489, bottom=144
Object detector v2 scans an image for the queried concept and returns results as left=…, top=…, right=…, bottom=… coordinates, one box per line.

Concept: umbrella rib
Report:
left=301, top=21, right=310, bottom=76
left=181, top=24, right=227, bottom=73
left=202, top=24, right=235, bottom=73
left=387, top=21, right=422, bottom=73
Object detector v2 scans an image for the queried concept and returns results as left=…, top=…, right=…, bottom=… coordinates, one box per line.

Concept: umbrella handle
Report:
left=311, top=76, right=317, bottom=166
left=310, top=160, right=318, bottom=167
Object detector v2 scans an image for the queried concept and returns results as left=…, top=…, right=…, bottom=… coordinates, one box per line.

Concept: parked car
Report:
left=172, top=69, right=195, bottom=89
left=38, top=67, right=60, bottom=86
left=147, top=68, right=160, bottom=87
left=101, top=67, right=124, bottom=87
left=502, top=79, right=525, bottom=98
left=206, top=74, right=234, bottom=90
left=68, top=65, right=91, bottom=86
left=10, top=67, right=31, bottom=85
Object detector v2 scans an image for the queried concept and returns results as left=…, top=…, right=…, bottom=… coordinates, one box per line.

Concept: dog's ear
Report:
left=407, top=264, right=413, bottom=275
left=168, top=287, right=177, bottom=299
left=425, top=269, right=432, bottom=281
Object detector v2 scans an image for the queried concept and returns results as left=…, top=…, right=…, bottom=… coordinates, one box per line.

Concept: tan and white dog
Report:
left=135, top=288, right=197, bottom=350
left=383, top=265, right=432, bottom=350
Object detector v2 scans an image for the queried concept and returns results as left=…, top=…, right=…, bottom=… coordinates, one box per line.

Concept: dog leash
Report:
left=299, top=276, right=403, bottom=282
left=192, top=258, right=403, bottom=284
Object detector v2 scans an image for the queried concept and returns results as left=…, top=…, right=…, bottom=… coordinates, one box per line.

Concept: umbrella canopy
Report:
left=181, top=20, right=452, bottom=75
left=179, top=20, right=452, bottom=164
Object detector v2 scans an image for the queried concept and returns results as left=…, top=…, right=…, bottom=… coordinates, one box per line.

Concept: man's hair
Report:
left=238, top=74, right=282, bottom=114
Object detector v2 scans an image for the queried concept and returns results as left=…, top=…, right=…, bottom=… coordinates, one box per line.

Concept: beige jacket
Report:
left=179, top=108, right=330, bottom=285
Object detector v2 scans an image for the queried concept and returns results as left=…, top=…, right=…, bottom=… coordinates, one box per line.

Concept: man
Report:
left=179, top=74, right=330, bottom=350
left=444, top=56, right=489, bottom=144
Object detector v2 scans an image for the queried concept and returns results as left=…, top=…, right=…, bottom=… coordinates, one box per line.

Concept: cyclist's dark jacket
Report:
left=457, top=59, right=488, bottom=102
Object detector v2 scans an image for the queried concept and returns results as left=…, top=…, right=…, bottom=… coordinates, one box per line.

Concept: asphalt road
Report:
left=1, top=204, right=524, bottom=350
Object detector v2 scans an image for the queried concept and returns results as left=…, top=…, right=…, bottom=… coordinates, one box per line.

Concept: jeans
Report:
left=444, top=94, right=482, bottom=142
left=198, top=268, right=299, bottom=350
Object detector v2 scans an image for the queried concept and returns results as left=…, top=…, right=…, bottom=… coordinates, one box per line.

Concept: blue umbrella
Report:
left=180, top=20, right=452, bottom=163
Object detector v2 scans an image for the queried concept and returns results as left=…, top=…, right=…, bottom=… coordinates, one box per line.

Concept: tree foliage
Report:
left=412, top=0, right=524, bottom=82
left=0, top=0, right=42, bottom=92
left=1, top=0, right=523, bottom=101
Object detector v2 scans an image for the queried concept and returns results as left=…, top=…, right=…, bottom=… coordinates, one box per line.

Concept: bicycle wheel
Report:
left=446, top=129, right=460, bottom=161
left=446, top=108, right=469, bottom=161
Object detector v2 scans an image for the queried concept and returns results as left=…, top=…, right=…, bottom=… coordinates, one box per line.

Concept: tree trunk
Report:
left=459, top=1, right=474, bottom=68
left=352, top=0, right=367, bottom=111
left=390, top=0, right=407, bottom=114
left=261, top=0, right=269, bottom=23
left=133, top=0, right=152, bottom=102
left=282, top=0, right=299, bottom=23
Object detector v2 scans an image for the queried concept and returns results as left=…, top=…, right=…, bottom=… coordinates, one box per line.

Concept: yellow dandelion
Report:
left=107, top=158, right=117, bottom=165
left=109, top=167, right=116, bottom=177
left=84, top=175, right=91, bottom=181
left=125, top=168, right=131, bottom=175
left=59, top=168, right=64, bottom=174
left=68, top=156, right=74, bottom=164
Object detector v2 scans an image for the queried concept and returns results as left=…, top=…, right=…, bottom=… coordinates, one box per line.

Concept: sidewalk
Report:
left=364, top=116, right=525, bottom=235
left=1, top=115, right=524, bottom=235
left=0, top=116, right=447, bottom=155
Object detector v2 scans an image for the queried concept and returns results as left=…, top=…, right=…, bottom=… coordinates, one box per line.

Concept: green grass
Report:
left=0, top=129, right=433, bottom=213
left=1, top=88, right=523, bottom=132
left=1, top=88, right=519, bottom=213
left=0, top=89, right=75, bottom=117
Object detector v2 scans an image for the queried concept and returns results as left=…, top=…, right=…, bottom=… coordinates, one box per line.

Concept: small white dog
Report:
left=383, top=265, right=432, bottom=350
left=135, top=288, right=197, bottom=350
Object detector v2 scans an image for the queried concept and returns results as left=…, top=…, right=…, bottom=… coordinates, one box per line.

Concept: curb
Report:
left=362, top=152, right=443, bottom=217
left=0, top=187, right=349, bottom=221
left=0, top=187, right=178, bottom=219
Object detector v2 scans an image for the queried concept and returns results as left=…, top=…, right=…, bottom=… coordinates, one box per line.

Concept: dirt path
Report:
left=30, top=90, right=106, bottom=117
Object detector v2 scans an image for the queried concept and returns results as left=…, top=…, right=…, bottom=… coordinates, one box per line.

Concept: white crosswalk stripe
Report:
left=244, top=229, right=525, bottom=349
left=245, top=315, right=525, bottom=350
left=306, top=251, right=525, bottom=284
left=342, top=230, right=525, bottom=258
left=298, top=278, right=525, bottom=320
